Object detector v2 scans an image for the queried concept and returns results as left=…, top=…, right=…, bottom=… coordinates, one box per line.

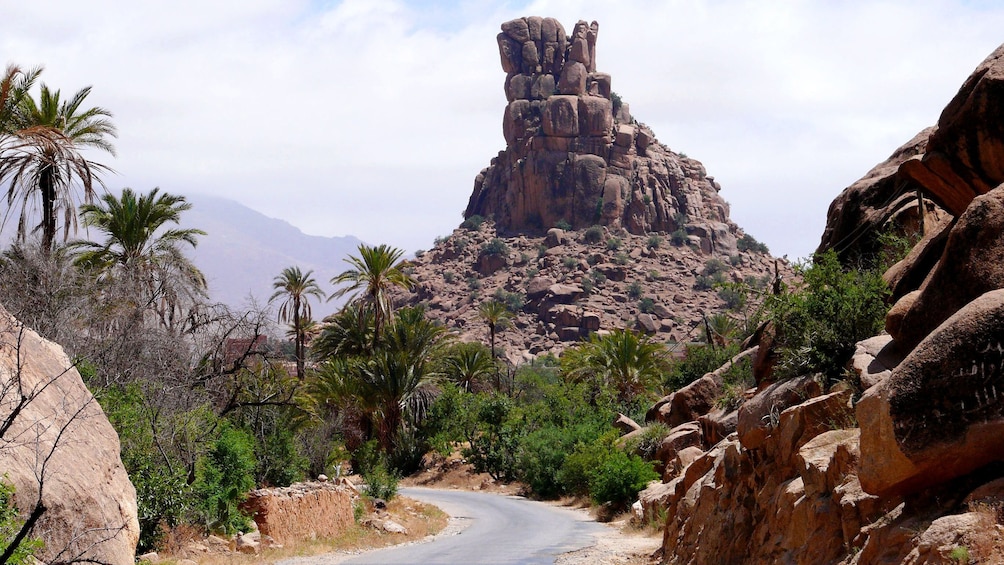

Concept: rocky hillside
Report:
left=636, top=43, right=1004, bottom=564
left=398, top=17, right=782, bottom=360
left=402, top=221, right=778, bottom=362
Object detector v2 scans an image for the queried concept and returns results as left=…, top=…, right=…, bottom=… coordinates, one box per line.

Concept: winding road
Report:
left=342, top=487, right=607, bottom=565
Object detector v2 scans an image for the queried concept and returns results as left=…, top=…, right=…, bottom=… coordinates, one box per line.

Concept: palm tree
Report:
left=70, top=187, right=206, bottom=331
left=0, top=82, right=117, bottom=251
left=270, top=266, right=326, bottom=380
left=312, top=303, right=375, bottom=361
left=0, top=64, right=41, bottom=134
left=562, top=329, right=670, bottom=405
left=477, top=299, right=512, bottom=388
left=442, top=341, right=496, bottom=393
left=309, top=306, right=448, bottom=452
left=330, top=243, right=414, bottom=348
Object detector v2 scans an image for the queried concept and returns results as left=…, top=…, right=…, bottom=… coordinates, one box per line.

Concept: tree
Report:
left=71, top=187, right=206, bottom=331
left=442, top=342, right=496, bottom=393
left=0, top=82, right=117, bottom=252
left=270, top=266, right=325, bottom=380
left=562, top=329, right=670, bottom=405
left=330, top=244, right=414, bottom=348
left=0, top=64, right=41, bottom=135
left=477, top=299, right=511, bottom=388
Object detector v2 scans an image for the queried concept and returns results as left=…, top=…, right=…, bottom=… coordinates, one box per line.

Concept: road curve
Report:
left=343, top=487, right=606, bottom=565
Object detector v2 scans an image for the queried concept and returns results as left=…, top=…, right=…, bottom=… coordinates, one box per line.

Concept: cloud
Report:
left=3, top=0, right=1004, bottom=261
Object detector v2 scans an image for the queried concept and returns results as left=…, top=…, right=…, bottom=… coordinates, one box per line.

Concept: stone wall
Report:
left=242, top=481, right=355, bottom=546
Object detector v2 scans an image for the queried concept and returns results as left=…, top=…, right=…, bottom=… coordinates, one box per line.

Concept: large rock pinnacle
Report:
left=465, top=16, right=739, bottom=255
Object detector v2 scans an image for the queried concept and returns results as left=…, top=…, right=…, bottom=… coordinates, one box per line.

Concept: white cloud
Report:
left=3, top=0, right=1004, bottom=261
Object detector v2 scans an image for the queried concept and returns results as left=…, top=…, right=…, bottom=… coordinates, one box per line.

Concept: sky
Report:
left=4, top=0, right=1004, bottom=261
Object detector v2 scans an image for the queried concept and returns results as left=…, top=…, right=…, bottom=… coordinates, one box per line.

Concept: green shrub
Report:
left=462, top=394, right=522, bottom=482
left=563, top=256, right=578, bottom=270
left=670, top=229, right=688, bottom=247
left=362, top=463, right=399, bottom=501
left=590, top=269, right=607, bottom=286
left=627, top=281, right=643, bottom=300
left=718, top=286, right=746, bottom=310
left=624, top=423, right=670, bottom=462
left=192, top=423, right=257, bottom=535
left=588, top=450, right=658, bottom=507
left=558, top=435, right=614, bottom=497
left=729, top=254, right=743, bottom=266
left=694, top=271, right=726, bottom=291
left=518, top=421, right=606, bottom=499
left=767, top=250, right=889, bottom=381
left=702, top=258, right=729, bottom=276
left=443, top=270, right=455, bottom=283
left=461, top=215, right=485, bottom=231
left=646, top=235, right=663, bottom=250
left=492, top=288, right=526, bottom=313
left=611, top=91, right=623, bottom=115
left=584, top=225, right=604, bottom=244
left=467, top=277, right=482, bottom=291
left=613, top=252, right=630, bottom=266
left=606, top=237, right=622, bottom=251
left=638, top=297, right=655, bottom=314
left=0, top=479, right=43, bottom=565
left=482, top=238, right=510, bottom=257
left=665, top=343, right=740, bottom=390
left=556, top=219, right=572, bottom=231
left=737, top=233, right=769, bottom=254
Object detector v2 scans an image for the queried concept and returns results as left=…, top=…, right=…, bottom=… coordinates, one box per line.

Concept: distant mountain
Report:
left=181, top=193, right=362, bottom=319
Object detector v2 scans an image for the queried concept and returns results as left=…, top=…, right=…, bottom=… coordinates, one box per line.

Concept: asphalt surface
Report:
left=343, top=487, right=606, bottom=565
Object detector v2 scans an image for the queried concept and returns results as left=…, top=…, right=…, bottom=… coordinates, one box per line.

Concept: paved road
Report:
left=343, top=487, right=606, bottom=565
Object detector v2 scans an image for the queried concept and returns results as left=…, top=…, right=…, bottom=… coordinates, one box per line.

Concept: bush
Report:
left=665, top=343, right=740, bottom=391
left=589, top=450, right=658, bottom=507
left=613, top=252, right=630, bottom=266
left=362, top=463, right=399, bottom=501
left=482, top=238, right=510, bottom=257
left=638, top=297, right=655, bottom=314
left=518, top=421, right=606, bottom=499
left=702, top=258, right=729, bottom=276
left=670, top=229, right=688, bottom=247
left=611, top=91, right=623, bottom=115
left=718, top=286, right=746, bottom=310
left=556, top=219, right=572, bottom=231
left=562, top=256, right=578, bottom=270
left=627, top=281, right=643, bottom=300
left=646, top=235, right=663, bottom=250
left=583, top=225, right=604, bottom=244
left=624, top=423, right=670, bottom=462
left=443, top=270, right=455, bottom=283
left=737, top=233, right=769, bottom=254
left=461, top=215, right=485, bottom=231
left=192, top=423, right=257, bottom=535
left=606, top=237, right=622, bottom=251
left=767, top=250, right=889, bottom=381
left=695, top=271, right=726, bottom=291
left=492, top=288, right=526, bottom=313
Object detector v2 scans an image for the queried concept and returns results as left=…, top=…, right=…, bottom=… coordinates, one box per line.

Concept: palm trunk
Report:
left=293, top=297, right=304, bottom=380
left=40, top=163, right=56, bottom=253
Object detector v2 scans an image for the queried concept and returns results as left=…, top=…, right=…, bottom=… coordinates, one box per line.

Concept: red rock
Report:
left=737, top=375, right=822, bottom=451
left=542, top=95, right=579, bottom=137
left=859, top=288, right=1004, bottom=497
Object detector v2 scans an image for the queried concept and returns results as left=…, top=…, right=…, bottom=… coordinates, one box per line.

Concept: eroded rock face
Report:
left=0, top=304, right=139, bottom=564
left=467, top=17, right=738, bottom=255
left=859, top=289, right=1004, bottom=497
left=894, top=184, right=1004, bottom=350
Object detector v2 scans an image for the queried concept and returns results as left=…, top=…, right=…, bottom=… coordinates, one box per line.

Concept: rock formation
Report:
left=639, top=42, right=1004, bottom=564
left=466, top=17, right=738, bottom=256
left=0, top=304, right=139, bottom=564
